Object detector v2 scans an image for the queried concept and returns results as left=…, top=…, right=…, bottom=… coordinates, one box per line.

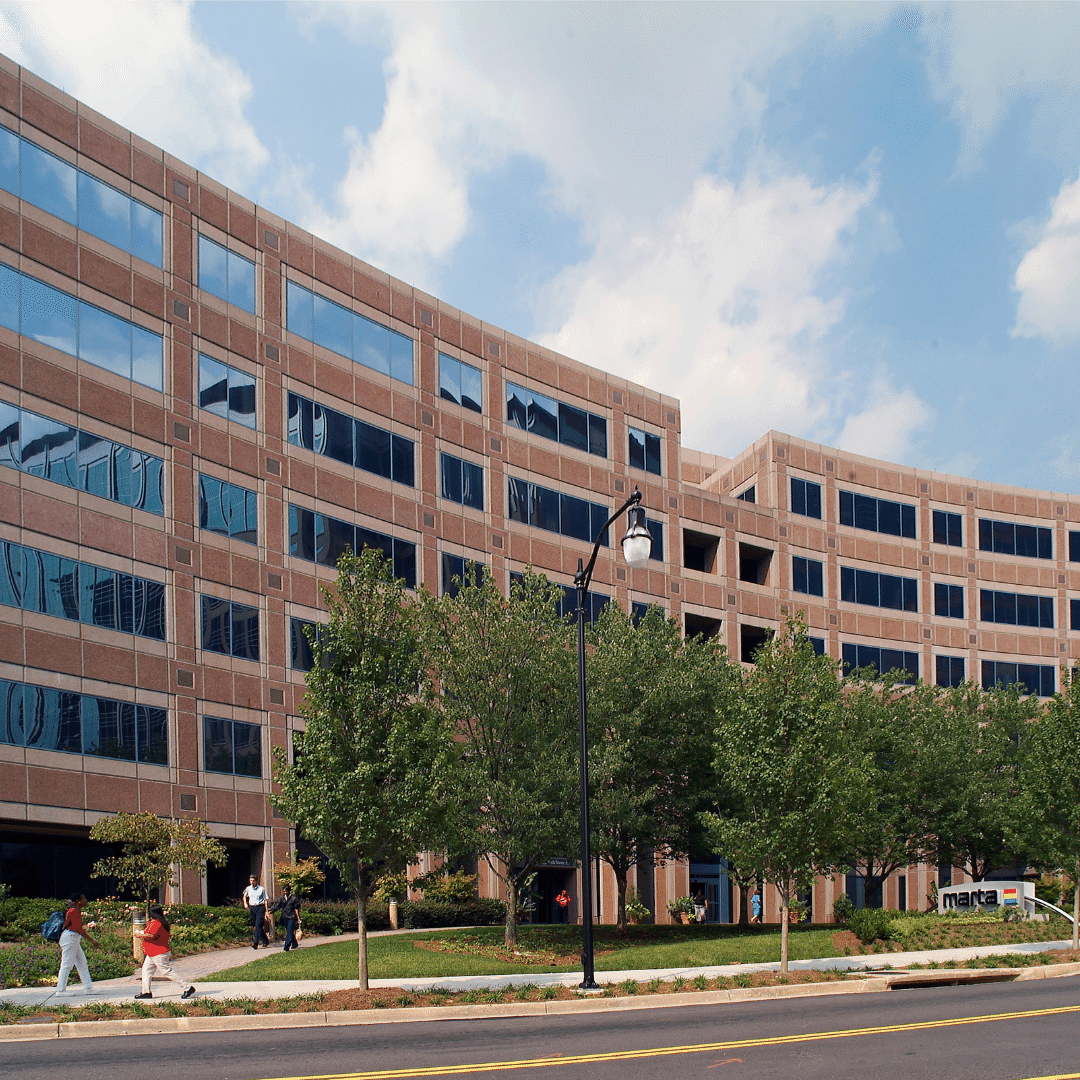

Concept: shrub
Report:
left=402, top=897, right=505, bottom=928
left=420, top=871, right=479, bottom=903
left=666, top=895, right=694, bottom=918
left=849, top=907, right=894, bottom=945
left=832, top=894, right=855, bottom=925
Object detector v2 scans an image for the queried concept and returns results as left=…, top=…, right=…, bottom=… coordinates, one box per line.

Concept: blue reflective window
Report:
left=507, top=382, right=606, bottom=457
left=934, top=583, right=964, bottom=619
left=791, top=478, right=821, bottom=518
left=285, top=281, right=413, bottom=385
left=201, top=596, right=260, bottom=661
left=0, top=678, right=166, bottom=763
left=204, top=716, right=262, bottom=777
left=839, top=491, right=915, bottom=538
left=646, top=519, right=664, bottom=562
left=0, top=130, right=162, bottom=263
left=198, top=354, right=255, bottom=428
left=199, top=475, right=257, bottom=544
left=440, top=452, right=484, bottom=511
left=506, top=477, right=612, bottom=548
left=628, top=426, right=661, bottom=475
left=840, top=566, right=917, bottom=612
left=198, top=235, right=256, bottom=314
left=439, top=353, right=483, bottom=413
left=736, top=485, right=755, bottom=503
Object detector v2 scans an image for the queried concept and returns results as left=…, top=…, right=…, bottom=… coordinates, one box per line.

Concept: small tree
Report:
left=702, top=614, right=863, bottom=971
left=271, top=548, right=453, bottom=989
left=585, top=602, right=722, bottom=929
left=272, top=856, right=326, bottom=898
left=90, top=812, right=226, bottom=913
left=1024, top=667, right=1080, bottom=949
left=421, top=566, right=578, bottom=949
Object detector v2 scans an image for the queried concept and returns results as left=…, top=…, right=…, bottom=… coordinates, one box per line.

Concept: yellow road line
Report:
left=260, top=1003, right=1080, bottom=1080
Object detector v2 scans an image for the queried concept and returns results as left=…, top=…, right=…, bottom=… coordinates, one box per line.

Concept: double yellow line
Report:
left=263, top=1003, right=1080, bottom=1080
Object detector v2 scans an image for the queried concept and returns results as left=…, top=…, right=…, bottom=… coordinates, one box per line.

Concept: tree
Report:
left=585, top=602, right=723, bottom=929
left=922, top=682, right=1039, bottom=881
left=421, top=566, right=578, bottom=948
left=841, top=674, right=930, bottom=908
left=272, top=856, right=326, bottom=898
left=90, top=812, right=226, bottom=913
left=271, top=548, right=453, bottom=989
left=1023, top=667, right=1080, bottom=949
left=701, top=614, right=863, bottom=971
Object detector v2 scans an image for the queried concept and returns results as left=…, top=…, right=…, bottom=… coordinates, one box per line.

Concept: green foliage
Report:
left=666, top=895, right=695, bottom=917
left=272, top=547, right=455, bottom=988
left=421, top=565, right=578, bottom=948
left=372, top=871, right=410, bottom=902
left=401, top=898, right=506, bottom=928
left=585, top=601, right=723, bottom=928
left=832, top=894, right=855, bottom=925
left=702, top=613, right=864, bottom=970
left=419, top=871, right=479, bottom=903
left=624, top=888, right=651, bottom=922
left=272, top=857, right=325, bottom=898
left=848, top=908, right=894, bottom=945
left=89, top=812, right=226, bottom=913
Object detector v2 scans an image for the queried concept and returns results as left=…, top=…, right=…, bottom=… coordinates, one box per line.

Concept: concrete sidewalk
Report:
left=1, top=938, right=1073, bottom=1009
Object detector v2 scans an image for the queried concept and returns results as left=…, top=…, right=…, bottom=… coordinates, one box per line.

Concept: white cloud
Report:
left=0, top=1, right=268, bottom=191
left=535, top=169, right=877, bottom=457
left=836, top=378, right=935, bottom=463
left=922, top=2, right=1080, bottom=175
left=1012, top=172, right=1080, bottom=346
left=301, top=21, right=512, bottom=287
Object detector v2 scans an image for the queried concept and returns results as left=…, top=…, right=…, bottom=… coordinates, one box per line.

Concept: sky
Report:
left=0, top=1, right=1078, bottom=493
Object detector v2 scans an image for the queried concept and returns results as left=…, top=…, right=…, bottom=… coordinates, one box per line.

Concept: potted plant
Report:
left=626, top=888, right=650, bottom=925
left=667, top=895, right=695, bottom=924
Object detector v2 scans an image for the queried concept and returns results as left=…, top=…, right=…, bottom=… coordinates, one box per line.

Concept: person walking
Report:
left=750, top=891, right=762, bottom=924
left=555, top=888, right=570, bottom=924
left=271, top=886, right=302, bottom=951
left=55, top=893, right=99, bottom=996
left=134, top=904, right=196, bottom=1000
left=242, top=874, right=270, bottom=949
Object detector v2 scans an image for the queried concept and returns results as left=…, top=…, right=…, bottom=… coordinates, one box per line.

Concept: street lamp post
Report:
left=575, top=488, right=652, bottom=989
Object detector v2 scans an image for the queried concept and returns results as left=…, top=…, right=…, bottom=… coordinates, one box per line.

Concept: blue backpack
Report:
left=41, top=910, right=65, bottom=943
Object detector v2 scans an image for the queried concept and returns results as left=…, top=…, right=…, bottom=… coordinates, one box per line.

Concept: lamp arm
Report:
left=574, top=489, right=642, bottom=593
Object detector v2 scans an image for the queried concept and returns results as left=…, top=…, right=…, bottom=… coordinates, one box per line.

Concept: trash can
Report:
left=132, top=911, right=146, bottom=961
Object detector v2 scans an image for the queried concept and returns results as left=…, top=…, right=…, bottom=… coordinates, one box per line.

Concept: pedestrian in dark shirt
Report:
left=270, top=886, right=302, bottom=951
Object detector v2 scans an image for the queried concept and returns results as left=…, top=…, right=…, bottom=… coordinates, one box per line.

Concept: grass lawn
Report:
left=211, top=924, right=842, bottom=982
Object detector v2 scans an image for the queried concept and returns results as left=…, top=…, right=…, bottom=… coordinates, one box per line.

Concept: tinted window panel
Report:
left=286, top=281, right=313, bottom=340
left=132, top=201, right=163, bottom=267
left=354, top=314, right=390, bottom=376
left=393, top=538, right=417, bottom=590
left=21, top=140, right=76, bottom=224
left=459, top=361, right=482, bottom=413
left=528, top=392, right=558, bottom=442
left=78, top=303, right=130, bottom=380
left=131, top=324, right=163, bottom=391
left=288, top=505, right=316, bottom=561
left=201, top=596, right=232, bottom=654
left=588, top=414, right=607, bottom=457
left=878, top=500, right=901, bottom=536
left=291, top=618, right=316, bottom=672
left=839, top=490, right=854, bottom=527
left=323, top=407, right=354, bottom=465
left=854, top=494, right=877, bottom=531
left=532, top=484, right=560, bottom=533
left=136, top=705, right=168, bottom=765
left=313, top=293, right=352, bottom=357
left=559, top=402, right=589, bottom=452
left=560, top=493, right=591, bottom=541
left=440, top=453, right=462, bottom=504
left=645, top=433, right=661, bottom=476
left=199, top=355, right=229, bottom=417
left=438, top=354, right=460, bottom=405
left=227, top=250, right=256, bottom=314
left=198, top=235, right=229, bottom=303
left=389, top=329, right=414, bottom=385
left=0, top=127, right=18, bottom=195
left=590, top=503, right=610, bottom=548
left=77, top=171, right=130, bottom=252
left=203, top=716, right=233, bottom=774
left=461, top=460, right=483, bottom=511
left=0, top=264, right=18, bottom=335
left=21, top=275, right=77, bottom=355
left=231, top=603, right=260, bottom=662
left=227, top=368, right=256, bottom=428
left=507, top=477, right=529, bottom=523
left=391, top=434, right=414, bottom=487
left=356, top=421, right=391, bottom=478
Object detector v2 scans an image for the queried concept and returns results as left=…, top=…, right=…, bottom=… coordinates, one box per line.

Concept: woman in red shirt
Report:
left=134, top=904, right=196, bottom=1000
left=56, top=893, right=99, bottom=995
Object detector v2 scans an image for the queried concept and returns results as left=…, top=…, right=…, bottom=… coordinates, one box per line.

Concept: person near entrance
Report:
left=693, top=891, right=707, bottom=923
left=134, top=904, right=196, bottom=1000
left=555, top=888, right=571, bottom=923
left=751, top=891, right=762, bottom=923
left=55, top=893, right=100, bottom=996
left=243, top=874, right=270, bottom=948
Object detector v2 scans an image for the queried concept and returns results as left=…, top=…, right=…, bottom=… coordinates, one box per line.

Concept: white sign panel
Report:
left=938, top=880, right=1034, bottom=915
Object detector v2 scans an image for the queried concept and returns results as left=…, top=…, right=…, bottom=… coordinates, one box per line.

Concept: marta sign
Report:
left=938, top=880, right=1034, bottom=916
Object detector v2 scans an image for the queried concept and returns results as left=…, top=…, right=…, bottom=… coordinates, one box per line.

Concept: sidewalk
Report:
left=1, top=937, right=1073, bottom=1009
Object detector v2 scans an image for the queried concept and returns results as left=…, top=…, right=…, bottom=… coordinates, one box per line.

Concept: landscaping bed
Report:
left=830, top=912, right=1073, bottom=955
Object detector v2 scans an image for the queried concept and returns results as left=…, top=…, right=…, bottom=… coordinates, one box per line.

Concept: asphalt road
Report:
left=4, top=978, right=1079, bottom=1080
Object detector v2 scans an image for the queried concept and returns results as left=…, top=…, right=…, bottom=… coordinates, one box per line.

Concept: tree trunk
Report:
left=779, top=878, right=790, bottom=974
left=738, top=882, right=749, bottom=927
left=356, top=879, right=369, bottom=991
left=505, top=877, right=519, bottom=950
left=615, top=866, right=628, bottom=932
left=1073, top=855, right=1079, bottom=952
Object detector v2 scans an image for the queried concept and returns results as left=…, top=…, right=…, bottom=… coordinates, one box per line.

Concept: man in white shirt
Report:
left=242, top=874, right=270, bottom=949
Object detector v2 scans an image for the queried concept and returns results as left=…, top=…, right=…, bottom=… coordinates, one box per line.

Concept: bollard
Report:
left=389, top=900, right=399, bottom=929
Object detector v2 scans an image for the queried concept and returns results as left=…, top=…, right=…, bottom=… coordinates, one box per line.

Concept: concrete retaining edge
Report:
left=1, top=963, right=1077, bottom=1043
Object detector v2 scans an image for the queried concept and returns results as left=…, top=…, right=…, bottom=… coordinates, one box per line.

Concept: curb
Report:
left=4, top=963, right=1077, bottom=1042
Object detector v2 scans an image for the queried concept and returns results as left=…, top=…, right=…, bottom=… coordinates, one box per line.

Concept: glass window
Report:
left=842, top=642, right=918, bottom=684
left=203, top=716, right=233, bottom=774
left=78, top=302, right=131, bottom=381
left=506, top=381, right=606, bottom=457
left=792, top=556, right=823, bottom=596
left=982, top=661, right=1054, bottom=697
left=1072, top=597, right=1079, bottom=631
left=628, top=426, right=662, bottom=475
left=933, top=510, right=962, bottom=547
left=290, top=618, right=318, bottom=672
left=736, top=485, right=755, bottom=503
left=437, top=355, right=483, bottom=413
left=441, top=554, right=484, bottom=598
left=136, top=705, right=168, bottom=765
left=560, top=402, right=590, bottom=453
left=198, top=235, right=255, bottom=314
left=198, top=354, right=255, bottom=428
left=77, top=171, right=130, bottom=252
left=356, top=419, right=391, bottom=479
left=1070, top=531, right=1080, bottom=563
left=199, top=475, right=257, bottom=544
left=0, top=126, right=18, bottom=196
left=21, top=139, right=76, bottom=225
left=791, top=478, right=822, bottom=519
left=978, top=518, right=1052, bottom=560
left=841, top=567, right=918, bottom=612
left=980, top=589, right=1053, bottom=628
left=286, top=280, right=313, bottom=341
left=936, top=655, right=965, bottom=688
left=646, top=519, right=664, bottom=562
left=934, top=583, right=964, bottom=619
left=840, top=491, right=915, bottom=538
left=21, top=274, right=77, bottom=356
left=82, top=697, right=137, bottom=761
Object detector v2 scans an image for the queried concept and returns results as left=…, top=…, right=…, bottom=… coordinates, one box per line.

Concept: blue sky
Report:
left=1, top=2, right=1078, bottom=493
